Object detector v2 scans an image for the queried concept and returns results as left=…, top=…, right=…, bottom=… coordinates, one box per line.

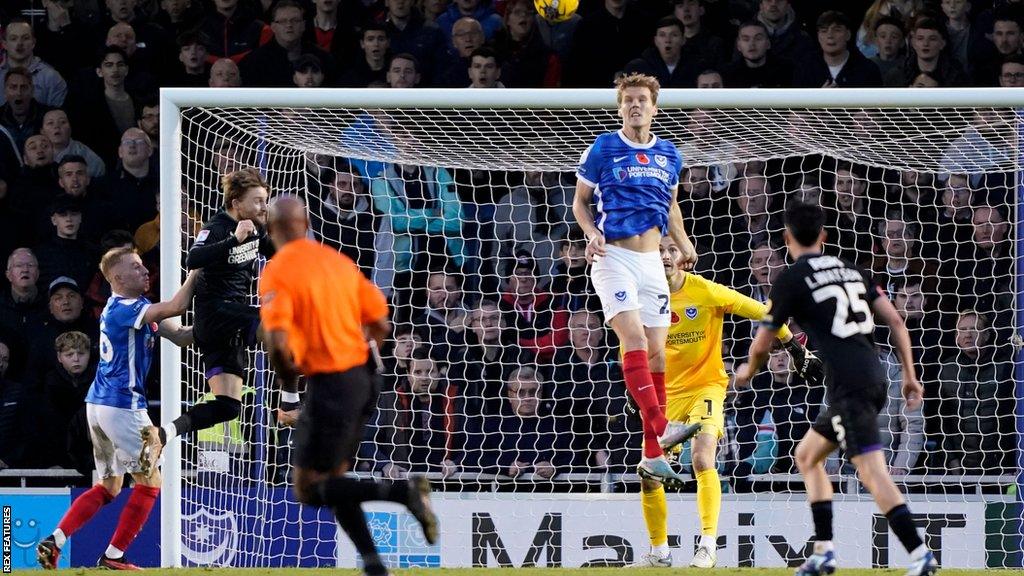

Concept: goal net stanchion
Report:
left=160, top=88, right=1024, bottom=569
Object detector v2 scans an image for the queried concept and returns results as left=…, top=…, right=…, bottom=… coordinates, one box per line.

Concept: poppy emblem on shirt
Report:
left=685, top=306, right=698, bottom=320
left=613, top=167, right=628, bottom=181
left=654, top=154, right=668, bottom=167
left=615, top=291, right=627, bottom=302
left=671, top=311, right=681, bottom=324
left=636, top=153, right=650, bottom=165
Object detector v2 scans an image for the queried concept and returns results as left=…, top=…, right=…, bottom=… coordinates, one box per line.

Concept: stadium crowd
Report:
left=0, top=0, right=1018, bottom=489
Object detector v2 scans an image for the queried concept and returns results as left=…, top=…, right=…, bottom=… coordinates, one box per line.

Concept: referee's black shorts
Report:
left=811, top=380, right=887, bottom=458
left=291, top=364, right=379, bottom=473
left=194, top=301, right=260, bottom=379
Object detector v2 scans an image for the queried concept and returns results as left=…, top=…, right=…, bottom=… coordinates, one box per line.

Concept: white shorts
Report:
left=86, top=403, right=154, bottom=478
left=591, top=244, right=671, bottom=328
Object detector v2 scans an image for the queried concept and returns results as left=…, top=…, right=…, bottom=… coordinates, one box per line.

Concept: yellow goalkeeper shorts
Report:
left=666, top=386, right=726, bottom=440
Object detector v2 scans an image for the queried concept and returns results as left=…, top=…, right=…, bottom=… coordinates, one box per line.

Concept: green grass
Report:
left=58, top=565, right=1007, bottom=569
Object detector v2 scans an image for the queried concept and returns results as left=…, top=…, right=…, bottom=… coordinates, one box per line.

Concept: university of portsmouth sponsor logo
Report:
left=615, top=291, right=627, bottom=302
left=654, top=154, right=668, bottom=167
left=635, top=153, right=650, bottom=165
left=685, top=306, right=698, bottom=320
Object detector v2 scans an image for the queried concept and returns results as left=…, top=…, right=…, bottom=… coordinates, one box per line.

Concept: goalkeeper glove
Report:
left=784, top=339, right=825, bottom=387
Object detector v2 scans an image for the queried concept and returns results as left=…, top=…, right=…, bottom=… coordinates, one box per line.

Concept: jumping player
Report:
left=37, top=248, right=196, bottom=570
left=735, top=201, right=937, bottom=576
left=573, top=72, right=700, bottom=484
left=259, top=196, right=437, bottom=576
left=630, top=236, right=823, bottom=568
left=140, top=167, right=273, bottom=474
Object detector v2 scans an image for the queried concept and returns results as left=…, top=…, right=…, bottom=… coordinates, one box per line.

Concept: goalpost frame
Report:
left=158, top=87, right=1024, bottom=568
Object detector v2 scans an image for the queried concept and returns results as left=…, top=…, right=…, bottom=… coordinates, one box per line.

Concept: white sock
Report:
left=652, top=543, right=670, bottom=556
left=162, top=423, right=176, bottom=441
left=52, top=529, right=66, bottom=549
left=910, top=544, right=928, bottom=560
left=813, top=540, right=834, bottom=555
left=105, top=545, right=124, bottom=559
left=699, top=534, right=716, bottom=549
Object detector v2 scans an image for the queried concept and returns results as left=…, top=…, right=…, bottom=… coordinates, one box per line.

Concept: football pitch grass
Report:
left=66, top=565, right=1007, bottom=569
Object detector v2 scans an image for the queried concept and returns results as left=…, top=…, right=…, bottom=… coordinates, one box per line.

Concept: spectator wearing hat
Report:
left=624, top=17, right=701, bottom=88
left=499, top=252, right=569, bottom=362
left=293, top=54, right=326, bottom=87
left=25, top=276, right=98, bottom=383
left=42, top=109, right=106, bottom=178
left=386, top=53, right=423, bottom=88
left=52, top=155, right=113, bottom=243
left=35, top=194, right=99, bottom=290
left=172, top=30, right=212, bottom=87
left=794, top=11, right=882, bottom=87
left=340, top=25, right=392, bottom=87
left=239, top=0, right=337, bottom=87
left=721, top=21, right=793, bottom=88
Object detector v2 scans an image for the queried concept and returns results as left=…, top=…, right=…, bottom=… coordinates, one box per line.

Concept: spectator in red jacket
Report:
left=499, top=253, right=568, bottom=362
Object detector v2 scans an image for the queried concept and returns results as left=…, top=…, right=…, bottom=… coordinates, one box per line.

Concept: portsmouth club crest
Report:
left=654, top=154, right=668, bottom=167
left=684, top=306, right=698, bottom=320
left=181, top=507, right=239, bottom=567
left=615, top=290, right=627, bottom=302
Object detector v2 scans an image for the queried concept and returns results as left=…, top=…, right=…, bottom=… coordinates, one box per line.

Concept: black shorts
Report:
left=194, top=301, right=260, bottom=379
left=811, top=385, right=886, bottom=457
left=292, top=366, right=379, bottom=473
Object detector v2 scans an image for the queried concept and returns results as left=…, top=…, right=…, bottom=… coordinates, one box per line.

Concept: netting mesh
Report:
left=171, top=103, right=1021, bottom=569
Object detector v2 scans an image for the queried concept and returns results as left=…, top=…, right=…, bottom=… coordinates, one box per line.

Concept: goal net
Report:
left=160, top=89, right=1023, bottom=570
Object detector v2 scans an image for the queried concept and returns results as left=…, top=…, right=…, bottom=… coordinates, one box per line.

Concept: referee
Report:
left=259, top=196, right=437, bottom=576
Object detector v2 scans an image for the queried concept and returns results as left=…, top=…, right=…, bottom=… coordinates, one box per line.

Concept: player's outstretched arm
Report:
left=571, top=180, right=606, bottom=263
left=872, top=295, right=923, bottom=410
left=156, top=319, right=193, bottom=347
left=667, top=187, right=697, bottom=270
left=142, top=270, right=199, bottom=325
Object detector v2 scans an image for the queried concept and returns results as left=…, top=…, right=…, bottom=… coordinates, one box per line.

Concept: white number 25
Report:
left=812, top=282, right=873, bottom=338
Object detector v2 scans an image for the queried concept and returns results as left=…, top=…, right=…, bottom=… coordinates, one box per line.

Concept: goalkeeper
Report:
left=630, top=237, right=823, bottom=569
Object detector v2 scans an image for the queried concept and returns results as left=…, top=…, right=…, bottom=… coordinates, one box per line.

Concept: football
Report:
left=534, top=0, right=579, bottom=22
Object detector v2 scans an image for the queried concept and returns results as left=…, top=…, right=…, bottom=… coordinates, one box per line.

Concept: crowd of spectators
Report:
left=0, top=0, right=1018, bottom=488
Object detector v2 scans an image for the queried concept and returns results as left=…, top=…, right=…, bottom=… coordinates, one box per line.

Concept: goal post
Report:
left=160, top=87, right=1024, bottom=569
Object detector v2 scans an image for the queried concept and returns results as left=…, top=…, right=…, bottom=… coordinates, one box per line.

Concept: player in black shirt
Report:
left=139, top=168, right=274, bottom=473
left=735, top=202, right=937, bottom=576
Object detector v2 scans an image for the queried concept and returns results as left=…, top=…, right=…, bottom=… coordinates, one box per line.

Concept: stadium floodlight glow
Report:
left=161, top=88, right=1023, bottom=569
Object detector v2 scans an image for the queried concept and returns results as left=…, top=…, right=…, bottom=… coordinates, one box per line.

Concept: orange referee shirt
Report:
left=259, top=238, right=388, bottom=375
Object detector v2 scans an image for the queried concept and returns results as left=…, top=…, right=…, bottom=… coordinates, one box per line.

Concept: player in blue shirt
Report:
left=37, top=247, right=196, bottom=571
left=573, top=73, right=700, bottom=486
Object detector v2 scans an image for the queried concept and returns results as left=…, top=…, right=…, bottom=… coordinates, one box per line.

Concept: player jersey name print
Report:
left=576, top=130, right=683, bottom=241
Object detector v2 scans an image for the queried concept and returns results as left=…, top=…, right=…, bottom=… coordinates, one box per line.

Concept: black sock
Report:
left=172, top=395, right=241, bottom=437
left=333, top=502, right=386, bottom=575
left=886, top=504, right=924, bottom=553
left=312, top=477, right=409, bottom=508
left=810, top=500, right=833, bottom=541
